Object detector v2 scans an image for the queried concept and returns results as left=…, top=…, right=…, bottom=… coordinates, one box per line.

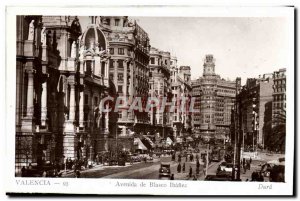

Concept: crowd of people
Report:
left=173, top=152, right=203, bottom=180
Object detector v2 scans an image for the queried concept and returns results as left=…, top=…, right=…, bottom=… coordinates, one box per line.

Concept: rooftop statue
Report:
left=41, top=27, right=47, bottom=46
left=28, top=20, right=35, bottom=40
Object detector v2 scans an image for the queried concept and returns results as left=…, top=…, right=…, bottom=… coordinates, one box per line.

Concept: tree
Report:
left=264, top=108, right=286, bottom=152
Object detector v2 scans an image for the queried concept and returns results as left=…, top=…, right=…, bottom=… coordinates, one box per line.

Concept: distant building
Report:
left=191, top=55, right=240, bottom=140
left=148, top=47, right=172, bottom=138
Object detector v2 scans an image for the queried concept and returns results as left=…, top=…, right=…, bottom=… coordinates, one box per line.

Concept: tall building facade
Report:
left=191, top=55, right=239, bottom=140
left=98, top=16, right=151, bottom=139
left=169, top=60, right=192, bottom=139
left=149, top=47, right=172, bottom=138
left=272, top=68, right=286, bottom=127
left=238, top=74, right=273, bottom=149
left=15, top=15, right=117, bottom=173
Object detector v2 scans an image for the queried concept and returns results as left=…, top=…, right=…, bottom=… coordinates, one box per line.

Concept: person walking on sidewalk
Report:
left=189, top=166, right=193, bottom=178
left=170, top=174, right=174, bottom=180
left=182, top=163, right=186, bottom=173
left=196, top=166, right=200, bottom=175
left=177, top=163, right=181, bottom=173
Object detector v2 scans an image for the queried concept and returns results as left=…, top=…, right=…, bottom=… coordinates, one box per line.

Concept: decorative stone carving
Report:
left=28, top=20, right=35, bottom=40
left=41, top=27, right=47, bottom=46
left=96, top=16, right=101, bottom=26
left=71, top=41, right=77, bottom=58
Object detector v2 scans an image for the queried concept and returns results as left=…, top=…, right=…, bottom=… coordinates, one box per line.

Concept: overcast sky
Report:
left=79, top=16, right=288, bottom=84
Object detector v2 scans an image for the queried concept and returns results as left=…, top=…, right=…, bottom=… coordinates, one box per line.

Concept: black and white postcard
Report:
left=5, top=5, right=294, bottom=196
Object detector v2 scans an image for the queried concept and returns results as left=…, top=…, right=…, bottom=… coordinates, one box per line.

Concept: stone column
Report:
left=129, top=61, right=134, bottom=97
left=123, top=60, right=128, bottom=96
left=69, top=82, right=75, bottom=121
left=105, top=59, right=109, bottom=79
left=79, top=90, right=84, bottom=128
left=41, top=81, right=47, bottom=126
left=105, top=104, right=109, bottom=133
left=113, top=59, right=118, bottom=85
left=26, top=70, right=34, bottom=117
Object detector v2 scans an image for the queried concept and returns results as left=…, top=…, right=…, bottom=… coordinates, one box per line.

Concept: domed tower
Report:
left=70, top=16, right=113, bottom=157
left=78, top=16, right=110, bottom=87
left=203, top=54, right=215, bottom=76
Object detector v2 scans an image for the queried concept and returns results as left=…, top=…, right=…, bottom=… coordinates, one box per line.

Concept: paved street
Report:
left=62, top=151, right=284, bottom=181
left=63, top=152, right=226, bottom=180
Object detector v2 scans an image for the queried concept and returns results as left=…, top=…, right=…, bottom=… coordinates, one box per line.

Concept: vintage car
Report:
left=159, top=163, right=171, bottom=178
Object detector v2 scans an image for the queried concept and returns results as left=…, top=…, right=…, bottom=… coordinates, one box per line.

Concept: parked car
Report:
left=218, top=162, right=228, bottom=171
left=204, top=174, right=232, bottom=181
left=224, top=163, right=237, bottom=173
left=159, top=163, right=171, bottom=178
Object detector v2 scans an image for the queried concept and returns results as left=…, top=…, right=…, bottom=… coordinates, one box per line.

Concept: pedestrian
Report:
left=189, top=166, right=193, bottom=178
left=21, top=166, right=26, bottom=177
left=243, top=164, right=247, bottom=174
left=182, top=163, right=186, bottom=172
left=42, top=170, right=47, bottom=177
left=196, top=159, right=200, bottom=169
left=250, top=157, right=252, bottom=164
left=178, top=154, right=181, bottom=163
left=196, top=166, right=200, bottom=175
left=193, top=175, right=197, bottom=180
left=75, top=170, right=81, bottom=178
left=170, top=174, right=174, bottom=180
left=177, top=163, right=181, bottom=173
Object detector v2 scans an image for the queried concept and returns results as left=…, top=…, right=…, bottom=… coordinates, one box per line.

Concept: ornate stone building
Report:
left=191, top=55, right=240, bottom=140
left=149, top=47, right=172, bottom=138
left=98, top=16, right=151, bottom=140
left=15, top=15, right=116, bottom=174
left=272, top=68, right=286, bottom=127
left=169, top=58, right=192, bottom=139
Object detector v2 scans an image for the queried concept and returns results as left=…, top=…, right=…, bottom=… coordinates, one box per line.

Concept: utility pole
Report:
left=205, top=143, right=209, bottom=176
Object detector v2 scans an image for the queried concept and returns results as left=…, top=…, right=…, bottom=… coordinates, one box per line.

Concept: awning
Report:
left=166, top=137, right=173, bottom=145
left=134, top=138, right=148, bottom=150
left=127, top=129, right=135, bottom=136
left=143, top=136, right=155, bottom=148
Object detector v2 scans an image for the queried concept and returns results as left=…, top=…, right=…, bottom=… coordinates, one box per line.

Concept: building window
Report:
left=84, top=94, right=89, bottom=105
left=109, top=48, right=114, bottom=55
left=118, top=111, right=122, bottom=119
left=118, top=48, right=124, bottom=55
left=150, top=57, right=155, bottom=64
left=115, top=19, right=120, bottom=26
left=109, top=73, right=114, bottom=80
left=118, top=73, right=123, bottom=81
left=118, top=59, right=123, bottom=68
left=118, top=85, right=123, bottom=93
left=86, top=60, right=92, bottom=76
left=94, top=96, right=98, bottom=107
